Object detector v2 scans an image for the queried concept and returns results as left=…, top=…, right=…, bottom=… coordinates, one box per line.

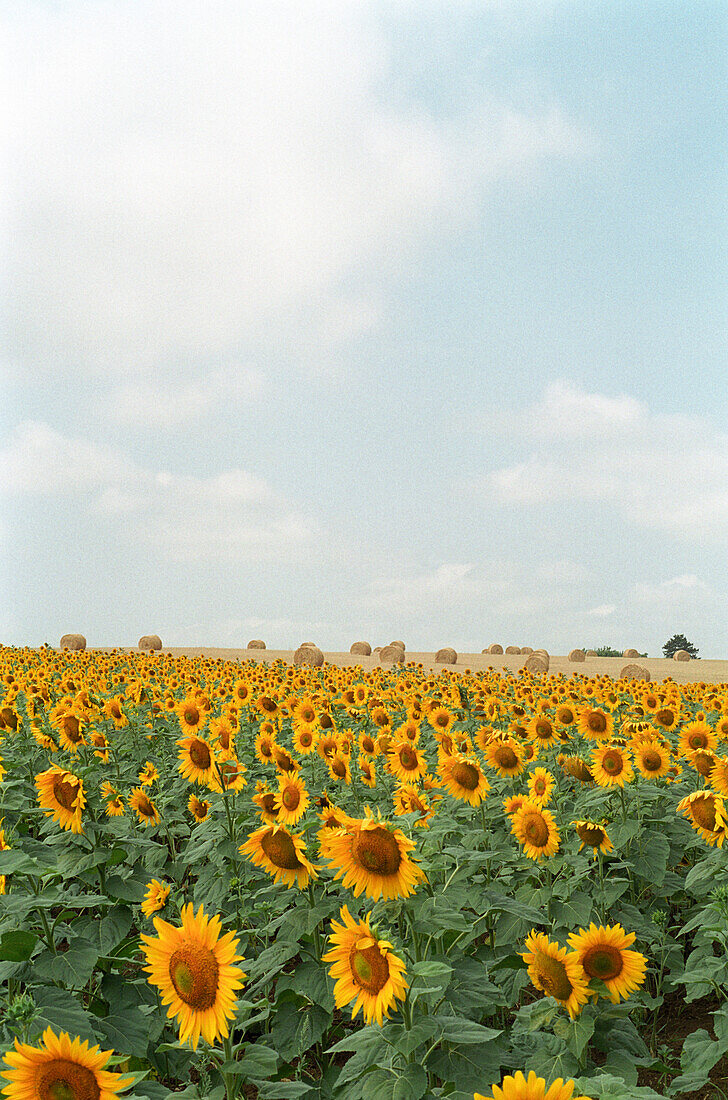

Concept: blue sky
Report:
left=2, top=0, right=727, bottom=656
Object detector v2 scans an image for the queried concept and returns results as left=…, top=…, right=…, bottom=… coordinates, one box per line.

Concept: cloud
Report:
left=0, top=420, right=140, bottom=494
left=588, top=604, right=616, bottom=617
left=480, top=381, right=728, bottom=538
left=633, top=574, right=709, bottom=604
left=3, top=2, right=584, bottom=383
left=105, top=367, right=264, bottom=429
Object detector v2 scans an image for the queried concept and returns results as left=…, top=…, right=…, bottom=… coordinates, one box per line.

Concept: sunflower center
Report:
left=353, top=827, right=402, bottom=876
left=533, top=952, right=574, bottom=1001
left=320, top=714, right=333, bottom=730
left=691, top=796, right=717, bottom=831
left=523, top=812, right=549, bottom=847
left=349, top=943, right=390, bottom=994
left=332, top=759, right=347, bottom=778
left=533, top=778, right=547, bottom=795
left=560, top=709, right=574, bottom=724
left=261, top=829, right=303, bottom=870
left=261, top=697, right=277, bottom=714
left=578, top=825, right=605, bottom=847
left=535, top=721, right=552, bottom=740
left=362, top=736, right=375, bottom=754
left=282, top=787, right=300, bottom=811
left=299, top=731, right=313, bottom=747
left=435, top=714, right=449, bottom=729
left=656, top=709, right=674, bottom=726
left=183, top=706, right=200, bottom=726
left=63, top=717, right=82, bottom=742
left=219, top=762, right=241, bottom=785
left=111, top=704, right=121, bottom=719
left=689, top=733, right=709, bottom=750
left=601, top=751, right=623, bottom=775
left=261, top=793, right=277, bottom=815
left=399, top=748, right=418, bottom=771
left=301, top=707, right=315, bottom=723
left=641, top=749, right=662, bottom=772
left=587, top=713, right=607, bottom=734
left=450, top=762, right=480, bottom=791
left=137, top=794, right=155, bottom=817
left=38, top=1061, right=101, bottom=1100
left=496, top=747, right=518, bottom=769
left=169, top=942, right=220, bottom=1010
left=582, top=944, right=623, bottom=981
left=189, top=742, right=211, bottom=769
left=54, top=780, right=80, bottom=810
left=693, top=753, right=714, bottom=777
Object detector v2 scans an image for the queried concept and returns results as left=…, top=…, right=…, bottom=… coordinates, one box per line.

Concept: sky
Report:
left=1, top=0, right=727, bottom=657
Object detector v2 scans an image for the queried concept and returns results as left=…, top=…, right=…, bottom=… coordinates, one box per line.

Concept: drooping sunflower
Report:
left=35, top=765, right=86, bottom=834
left=438, top=753, right=491, bottom=807
left=687, top=748, right=718, bottom=779
left=475, top=1071, right=593, bottom=1100
left=521, top=930, right=589, bottom=1018
left=591, top=745, right=634, bottom=788
left=578, top=706, right=614, bottom=742
left=272, top=744, right=300, bottom=775
left=677, top=790, right=727, bottom=846
left=240, top=824, right=317, bottom=888
left=572, top=820, right=613, bottom=855
left=709, top=757, right=728, bottom=798
left=327, top=752, right=352, bottom=785
left=527, top=767, right=555, bottom=806
left=274, top=773, right=310, bottom=826
left=138, top=760, right=159, bottom=787
left=358, top=730, right=380, bottom=757
left=142, top=879, right=171, bottom=918
left=321, top=816, right=426, bottom=900
left=567, top=923, right=647, bottom=1003
left=188, top=794, right=210, bottom=822
left=393, top=784, right=434, bottom=827
left=559, top=754, right=594, bottom=783
left=359, top=758, right=377, bottom=788
left=0, top=1027, right=133, bottom=1099
left=129, top=787, right=161, bottom=827
left=105, top=794, right=125, bottom=817
left=322, top=905, right=408, bottom=1026
left=177, top=734, right=218, bottom=788
left=633, top=740, right=672, bottom=780
left=214, top=755, right=248, bottom=792
left=141, top=902, right=246, bottom=1049
left=511, top=801, right=560, bottom=861
left=484, top=737, right=525, bottom=778
left=252, top=782, right=280, bottom=825
left=387, top=740, right=427, bottom=784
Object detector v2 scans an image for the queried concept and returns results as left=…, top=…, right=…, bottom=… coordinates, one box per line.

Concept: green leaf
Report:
left=105, top=874, right=148, bottom=902
left=0, top=929, right=38, bottom=960
left=230, top=1042, right=279, bottom=1080
left=98, top=907, right=134, bottom=954
left=256, top=1084, right=314, bottom=1099
left=0, top=849, right=43, bottom=874
left=393, top=1064, right=427, bottom=1100
left=95, top=1010, right=152, bottom=1058
left=669, top=1018, right=728, bottom=1094
left=490, top=953, right=528, bottom=972
left=431, top=1014, right=501, bottom=1044
left=31, top=985, right=98, bottom=1043
left=553, top=1013, right=595, bottom=1060
left=269, top=997, right=331, bottom=1061
left=35, top=941, right=99, bottom=988
left=632, top=833, right=670, bottom=885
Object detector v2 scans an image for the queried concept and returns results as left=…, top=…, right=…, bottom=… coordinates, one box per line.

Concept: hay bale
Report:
left=533, top=649, right=550, bottom=659
left=60, top=634, right=86, bottom=651
left=523, top=653, right=549, bottom=675
left=621, top=663, right=651, bottom=681
left=389, top=640, right=406, bottom=651
left=586, top=650, right=597, bottom=657
left=505, top=645, right=521, bottom=655
left=139, top=634, right=162, bottom=650
left=372, top=646, right=382, bottom=654
left=350, top=641, right=372, bottom=656
left=568, top=649, right=586, bottom=662
left=674, top=649, right=691, bottom=661
left=488, top=644, right=503, bottom=655
left=294, top=644, right=324, bottom=667
left=435, top=647, right=457, bottom=664
left=623, top=648, right=640, bottom=659
left=521, top=646, right=533, bottom=655
left=380, top=644, right=405, bottom=664
left=247, top=640, right=266, bottom=649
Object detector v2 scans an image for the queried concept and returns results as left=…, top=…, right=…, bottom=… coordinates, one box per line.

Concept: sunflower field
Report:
left=1, top=647, right=728, bottom=1100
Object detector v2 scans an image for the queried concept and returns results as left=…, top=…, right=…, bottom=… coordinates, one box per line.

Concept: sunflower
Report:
left=526, top=713, right=558, bottom=748
left=572, top=820, right=613, bottom=855
left=274, top=773, right=309, bottom=826
left=503, top=794, right=527, bottom=816
left=511, top=802, right=560, bottom=861
left=359, top=759, right=377, bottom=788
left=578, top=707, right=614, bottom=742
left=138, top=760, right=158, bottom=787
left=688, top=748, right=718, bottom=779
left=214, top=755, right=248, bottom=792
left=103, top=695, right=128, bottom=728
left=393, top=785, right=434, bottom=827
left=35, top=765, right=86, bottom=834
left=0, top=1027, right=133, bottom=1099
left=328, top=752, right=352, bottom=785
left=317, top=733, right=340, bottom=761
left=710, top=757, right=728, bottom=798
left=322, top=905, right=408, bottom=1025
left=358, top=730, right=380, bottom=757
left=177, top=734, right=218, bottom=788
left=475, top=1071, right=593, bottom=1100
left=679, top=720, right=718, bottom=758
left=677, top=790, right=727, bottom=846
left=252, top=782, right=280, bottom=825
left=521, top=931, right=589, bottom=1018
left=240, top=824, right=317, bottom=888
left=142, top=879, right=171, bottom=918
left=653, top=705, right=680, bottom=732
left=527, top=768, right=555, bottom=806
left=129, top=787, right=161, bottom=827
left=387, top=740, right=427, bottom=784
left=321, top=816, right=426, bottom=900
left=633, top=740, right=672, bottom=779
left=177, top=696, right=207, bottom=736
left=232, top=679, right=252, bottom=707
left=188, top=794, right=210, bottom=822
left=591, top=745, right=634, bottom=788
left=209, top=715, right=235, bottom=753
left=484, top=737, right=525, bottom=778
left=438, top=753, right=491, bottom=807
left=0, top=821, right=9, bottom=895
left=272, top=744, right=300, bottom=775
left=559, top=754, right=594, bottom=783
left=105, top=795, right=125, bottom=817
left=141, top=902, right=246, bottom=1049
left=567, top=923, right=647, bottom=1003
left=293, top=723, right=318, bottom=755
left=371, top=706, right=392, bottom=729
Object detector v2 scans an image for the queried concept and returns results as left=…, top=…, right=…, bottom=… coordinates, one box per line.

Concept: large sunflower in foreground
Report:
left=677, top=790, right=727, bottom=847
left=35, top=765, right=86, bottom=834
left=475, top=1071, right=593, bottom=1100
left=240, top=824, right=317, bottom=888
left=322, top=816, right=426, bottom=900
left=511, top=802, right=560, bottom=861
left=591, top=745, right=634, bottom=788
left=141, top=902, right=246, bottom=1049
left=521, top=931, right=589, bottom=1019
left=0, top=1027, right=133, bottom=1099
left=322, top=905, right=408, bottom=1025
left=567, top=922, right=647, bottom=1003
left=437, top=753, right=491, bottom=807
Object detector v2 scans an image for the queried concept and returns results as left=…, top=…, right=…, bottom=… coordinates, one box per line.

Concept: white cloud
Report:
left=3, top=2, right=584, bottom=382
left=105, top=367, right=264, bottom=429
left=0, top=420, right=140, bottom=494
left=633, top=575, right=709, bottom=604
left=481, top=382, right=728, bottom=538
left=588, top=604, right=616, bottom=617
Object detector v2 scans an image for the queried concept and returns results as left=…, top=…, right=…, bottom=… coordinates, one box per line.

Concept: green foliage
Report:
left=662, top=634, right=699, bottom=659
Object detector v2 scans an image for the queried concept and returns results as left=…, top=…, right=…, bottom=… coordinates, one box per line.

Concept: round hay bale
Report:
left=533, top=649, right=550, bottom=659
left=505, top=645, right=521, bottom=655
left=623, top=648, right=640, bottom=659
left=568, top=649, right=586, bottom=662
left=520, top=646, right=533, bottom=655
left=372, top=646, right=382, bottom=654
left=380, top=644, right=405, bottom=664
left=60, top=634, right=86, bottom=651
left=299, top=642, right=316, bottom=648
left=247, top=640, right=266, bottom=649
left=488, top=644, right=503, bottom=655
left=620, top=663, right=651, bottom=681
left=139, top=634, right=162, bottom=651
left=586, top=650, right=597, bottom=657
left=389, top=640, right=406, bottom=651
left=435, top=647, right=457, bottom=664
left=294, top=644, right=324, bottom=667
left=674, top=649, right=691, bottom=661
left=350, top=641, right=372, bottom=656
left=523, top=653, right=549, bottom=675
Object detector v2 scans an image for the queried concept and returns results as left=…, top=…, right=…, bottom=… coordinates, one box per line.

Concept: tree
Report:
left=662, top=633, right=699, bottom=659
